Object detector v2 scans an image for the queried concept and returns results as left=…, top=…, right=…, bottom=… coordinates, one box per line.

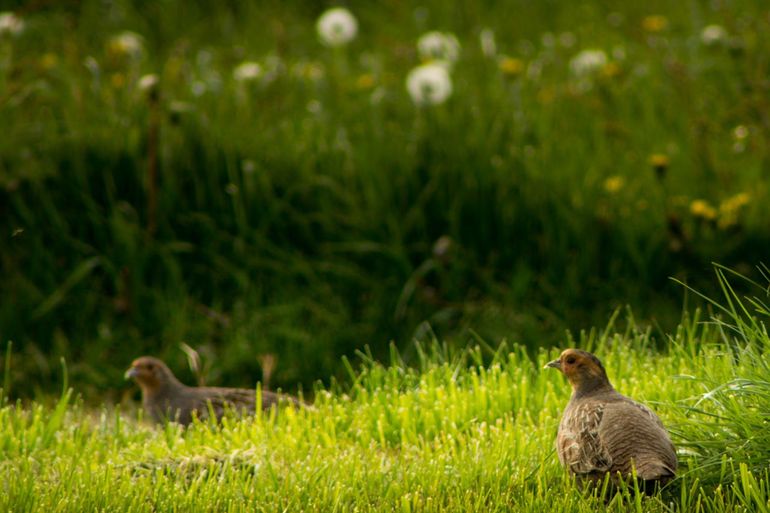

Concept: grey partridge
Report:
left=545, top=349, right=677, bottom=488
left=125, top=356, right=300, bottom=426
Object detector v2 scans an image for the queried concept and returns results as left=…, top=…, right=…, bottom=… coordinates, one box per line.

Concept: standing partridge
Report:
left=545, top=349, right=677, bottom=488
left=125, top=356, right=300, bottom=426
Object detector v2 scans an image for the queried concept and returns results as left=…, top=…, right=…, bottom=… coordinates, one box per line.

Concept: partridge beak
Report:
left=544, top=359, right=561, bottom=370
left=124, top=367, right=138, bottom=380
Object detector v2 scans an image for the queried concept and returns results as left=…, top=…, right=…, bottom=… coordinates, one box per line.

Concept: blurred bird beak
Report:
left=544, top=359, right=561, bottom=370
left=124, top=367, right=138, bottom=380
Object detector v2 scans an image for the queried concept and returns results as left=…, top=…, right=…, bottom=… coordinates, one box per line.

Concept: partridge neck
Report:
left=571, top=378, right=614, bottom=399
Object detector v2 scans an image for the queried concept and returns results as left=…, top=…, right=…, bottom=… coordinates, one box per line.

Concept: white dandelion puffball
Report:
left=316, top=7, right=358, bottom=47
left=479, top=28, right=496, bottom=58
left=701, top=25, right=727, bottom=46
left=233, top=61, right=263, bottom=81
left=406, top=63, right=452, bottom=106
left=109, top=31, right=144, bottom=58
left=417, top=31, right=461, bottom=64
left=569, top=49, right=608, bottom=76
left=0, top=11, right=24, bottom=36
left=138, top=74, right=159, bottom=93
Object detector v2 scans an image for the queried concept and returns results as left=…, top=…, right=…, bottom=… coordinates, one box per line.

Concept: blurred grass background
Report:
left=1, top=0, right=768, bottom=397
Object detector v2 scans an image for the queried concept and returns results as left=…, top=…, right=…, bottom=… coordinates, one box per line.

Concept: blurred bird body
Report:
left=546, top=349, right=677, bottom=488
left=125, top=356, right=299, bottom=426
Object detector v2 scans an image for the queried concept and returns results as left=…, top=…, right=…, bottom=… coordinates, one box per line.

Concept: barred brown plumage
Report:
left=125, top=356, right=301, bottom=426
left=545, top=349, right=677, bottom=488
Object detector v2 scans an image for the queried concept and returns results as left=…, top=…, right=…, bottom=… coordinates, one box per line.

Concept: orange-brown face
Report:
left=545, top=349, right=608, bottom=389
left=125, top=356, right=169, bottom=390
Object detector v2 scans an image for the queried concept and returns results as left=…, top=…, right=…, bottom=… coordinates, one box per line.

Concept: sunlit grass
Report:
left=4, top=271, right=770, bottom=511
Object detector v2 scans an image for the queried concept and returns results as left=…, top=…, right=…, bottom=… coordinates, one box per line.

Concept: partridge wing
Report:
left=599, top=400, right=677, bottom=480
left=191, top=387, right=257, bottom=422
left=557, top=400, right=613, bottom=476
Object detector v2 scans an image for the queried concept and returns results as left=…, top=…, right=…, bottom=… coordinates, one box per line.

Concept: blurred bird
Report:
left=125, top=356, right=300, bottom=426
left=545, top=349, right=677, bottom=489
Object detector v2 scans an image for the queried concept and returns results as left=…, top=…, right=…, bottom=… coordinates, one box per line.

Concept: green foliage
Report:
left=1, top=1, right=770, bottom=392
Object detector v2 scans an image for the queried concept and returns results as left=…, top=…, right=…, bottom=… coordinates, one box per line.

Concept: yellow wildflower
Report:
left=649, top=153, right=669, bottom=181
left=601, top=62, right=621, bottom=78
left=690, top=199, right=717, bottom=221
left=40, top=53, right=58, bottom=70
left=717, top=192, right=751, bottom=229
left=721, top=192, right=751, bottom=211
left=355, top=73, right=375, bottom=90
left=110, top=73, right=126, bottom=88
left=648, top=154, right=669, bottom=167
left=498, top=56, right=525, bottom=76
left=603, top=176, right=624, bottom=193
left=642, top=15, right=669, bottom=33
left=537, top=87, right=555, bottom=104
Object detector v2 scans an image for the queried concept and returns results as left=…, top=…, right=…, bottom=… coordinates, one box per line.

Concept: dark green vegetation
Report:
left=1, top=1, right=768, bottom=396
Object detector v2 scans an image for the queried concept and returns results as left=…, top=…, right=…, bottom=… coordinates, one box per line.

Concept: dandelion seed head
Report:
left=191, top=81, right=206, bottom=97
left=406, top=63, right=452, bottom=106
left=701, top=25, right=728, bottom=46
left=417, top=31, right=461, bottom=64
left=0, top=11, right=24, bottom=36
left=316, top=7, right=358, bottom=47
left=559, top=32, right=576, bottom=48
left=479, top=28, right=496, bottom=57
left=306, top=100, right=322, bottom=114
left=733, top=125, right=748, bottom=140
left=233, top=61, right=263, bottom=82
left=569, top=49, right=608, bottom=76
left=138, top=74, right=159, bottom=92
left=108, top=31, right=144, bottom=59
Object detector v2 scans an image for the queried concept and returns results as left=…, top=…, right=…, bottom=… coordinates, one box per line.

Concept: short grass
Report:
left=3, top=269, right=770, bottom=512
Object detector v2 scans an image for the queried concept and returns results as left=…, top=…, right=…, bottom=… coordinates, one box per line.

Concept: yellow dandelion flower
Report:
left=690, top=199, right=717, bottom=220
left=601, top=62, right=621, bottom=78
left=498, top=56, right=525, bottom=76
left=642, top=15, right=669, bottom=33
left=721, top=192, right=751, bottom=212
left=603, top=176, right=624, bottom=193
left=537, top=87, right=555, bottom=104
left=717, top=192, right=750, bottom=228
left=110, top=72, right=126, bottom=88
left=40, top=53, right=58, bottom=70
left=648, top=154, right=669, bottom=167
left=355, top=73, right=375, bottom=90
left=649, top=153, right=669, bottom=181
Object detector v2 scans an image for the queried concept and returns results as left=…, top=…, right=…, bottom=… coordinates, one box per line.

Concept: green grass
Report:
left=3, top=268, right=770, bottom=511
left=2, top=1, right=770, bottom=394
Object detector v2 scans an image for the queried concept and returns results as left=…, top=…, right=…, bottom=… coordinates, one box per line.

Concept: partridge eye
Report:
left=565, top=356, right=576, bottom=364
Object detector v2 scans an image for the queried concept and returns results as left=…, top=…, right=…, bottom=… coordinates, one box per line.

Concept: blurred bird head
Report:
left=545, top=349, right=611, bottom=394
left=125, top=356, right=178, bottom=391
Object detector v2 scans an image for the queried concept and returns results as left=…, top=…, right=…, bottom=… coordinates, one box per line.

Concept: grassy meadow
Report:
left=2, top=1, right=770, bottom=510
left=3, top=269, right=770, bottom=511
